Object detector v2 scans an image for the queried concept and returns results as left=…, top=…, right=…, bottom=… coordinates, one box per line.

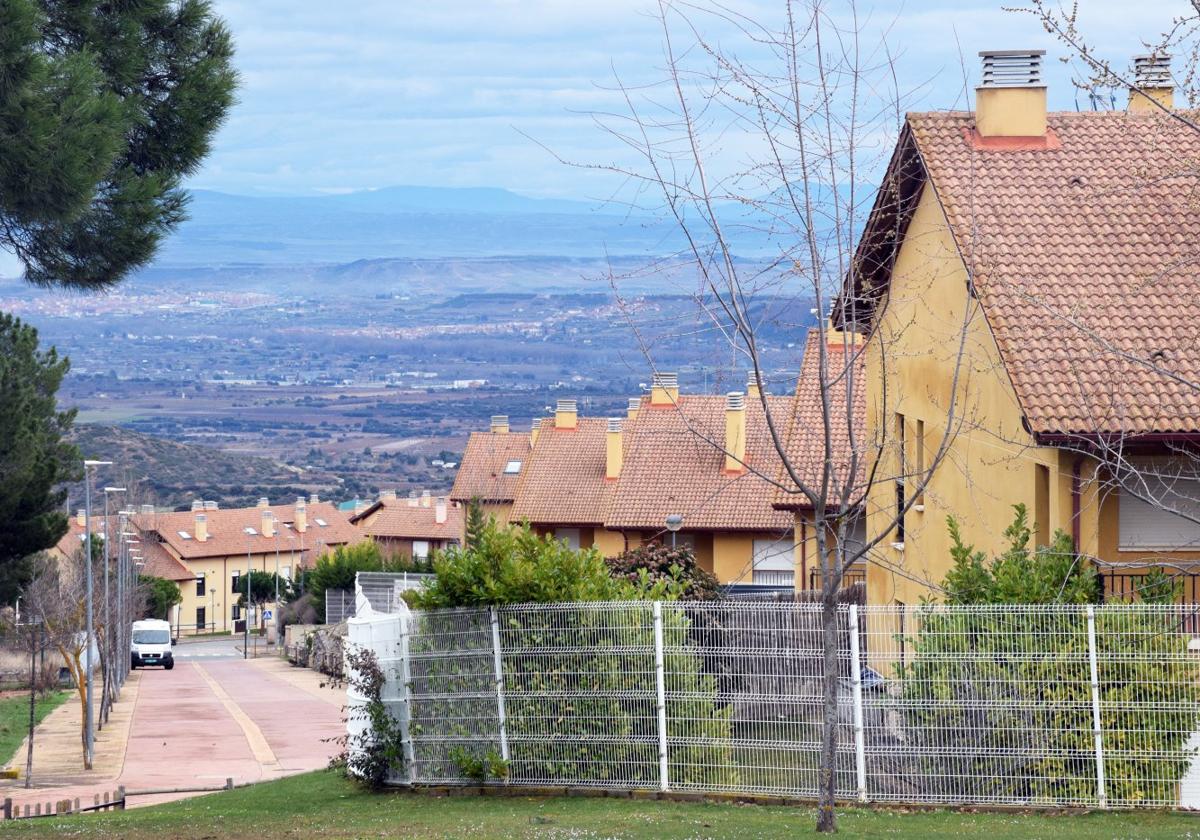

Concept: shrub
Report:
left=308, top=539, right=432, bottom=622
left=900, top=505, right=1200, bottom=805
left=607, top=542, right=721, bottom=601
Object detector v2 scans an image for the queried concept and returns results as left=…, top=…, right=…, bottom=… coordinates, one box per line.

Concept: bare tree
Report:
left=558, top=1, right=979, bottom=829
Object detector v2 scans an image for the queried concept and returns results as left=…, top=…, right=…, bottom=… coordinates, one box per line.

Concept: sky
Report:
left=193, top=0, right=1186, bottom=200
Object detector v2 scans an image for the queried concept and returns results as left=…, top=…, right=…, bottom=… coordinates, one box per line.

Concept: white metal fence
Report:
left=350, top=601, right=1200, bottom=808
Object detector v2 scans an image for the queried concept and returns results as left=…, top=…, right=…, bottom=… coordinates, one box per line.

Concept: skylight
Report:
left=178, top=530, right=192, bottom=540
left=504, top=460, right=522, bottom=474
left=314, top=518, right=328, bottom=527
left=244, top=527, right=258, bottom=535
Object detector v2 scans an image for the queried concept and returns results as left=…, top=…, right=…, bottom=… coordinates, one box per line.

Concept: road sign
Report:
left=262, top=610, right=273, bottom=622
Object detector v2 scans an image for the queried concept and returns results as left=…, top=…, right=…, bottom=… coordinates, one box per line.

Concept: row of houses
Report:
left=52, top=50, right=1200, bottom=619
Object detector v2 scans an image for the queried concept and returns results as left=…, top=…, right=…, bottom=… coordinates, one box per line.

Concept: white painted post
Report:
left=397, top=614, right=416, bottom=785
left=489, top=607, right=511, bottom=765
left=652, top=601, right=669, bottom=792
left=1086, top=605, right=1107, bottom=808
left=848, top=603, right=868, bottom=802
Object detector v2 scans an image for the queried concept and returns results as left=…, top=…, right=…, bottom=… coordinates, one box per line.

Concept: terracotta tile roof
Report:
left=133, top=502, right=362, bottom=562
left=900, top=110, right=1200, bottom=436
left=511, top=418, right=614, bottom=526
left=774, top=330, right=868, bottom=510
left=605, top=395, right=794, bottom=532
left=450, top=431, right=531, bottom=503
left=350, top=498, right=465, bottom=541
left=54, top=515, right=193, bottom=582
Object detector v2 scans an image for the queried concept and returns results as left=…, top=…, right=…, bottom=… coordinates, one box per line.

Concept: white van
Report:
left=131, top=619, right=174, bottom=670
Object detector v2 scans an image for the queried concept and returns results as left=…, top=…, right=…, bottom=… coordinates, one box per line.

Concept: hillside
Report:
left=68, top=425, right=340, bottom=512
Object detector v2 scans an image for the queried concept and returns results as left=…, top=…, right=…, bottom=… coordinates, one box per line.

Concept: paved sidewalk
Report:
left=1, top=658, right=345, bottom=811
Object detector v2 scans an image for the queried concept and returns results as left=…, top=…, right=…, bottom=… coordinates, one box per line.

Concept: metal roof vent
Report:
left=651, top=372, right=678, bottom=390
left=607, top=417, right=622, bottom=432
left=726, top=391, right=746, bottom=411
left=980, top=50, right=1045, bottom=87
left=1134, top=53, right=1172, bottom=87
left=628, top=397, right=641, bottom=412
left=556, top=398, right=577, bottom=413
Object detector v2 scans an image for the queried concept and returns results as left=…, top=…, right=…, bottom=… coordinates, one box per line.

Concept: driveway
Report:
left=3, top=657, right=344, bottom=810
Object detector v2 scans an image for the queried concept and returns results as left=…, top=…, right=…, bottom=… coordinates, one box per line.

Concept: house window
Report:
left=412, top=540, right=430, bottom=560
left=196, top=606, right=206, bottom=631
left=232, top=571, right=241, bottom=593
left=914, top=419, right=925, bottom=504
left=555, top=528, right=581, bottom=550
left=752, top=537, right=795, bottom=586
left=1035, top=464, right=1051, bottom=548
left=1118, top=472, right=1200, bottom=550
left=195, top=574, right=205, bottom=597
left=232, top=604, right=241, bottom=621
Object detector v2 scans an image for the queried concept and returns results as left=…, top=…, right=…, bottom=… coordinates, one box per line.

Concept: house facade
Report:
left=449, top=416, right=531, bottom=525
left=349, top=490, right=464, bottom=559
left=842, top=50, right=1200, bottom=606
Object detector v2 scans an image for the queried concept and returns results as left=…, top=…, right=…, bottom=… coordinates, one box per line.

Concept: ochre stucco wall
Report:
left=863, top=182, right=1067, bottom=606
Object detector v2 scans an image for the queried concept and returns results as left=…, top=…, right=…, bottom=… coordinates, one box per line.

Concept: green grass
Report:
left=0, top=691, right=69, bottom=769
left=3, top=769, right=1200, bottom=838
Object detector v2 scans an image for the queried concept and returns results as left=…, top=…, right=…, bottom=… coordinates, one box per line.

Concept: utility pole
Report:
left=244, top=538, right=251, bottom=660
left=82, top=459, right=112, bottom=770
left=100, top=487, right=124, bottom=726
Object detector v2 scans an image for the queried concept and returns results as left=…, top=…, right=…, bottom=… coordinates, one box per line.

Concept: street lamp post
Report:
left=82, top=459, right=112, bottom=769
left=244, top=536, right=252, bottom=660
left=100, top=487, right=125, bottom=726
left=665, top=514, right=684, bottom=549
left=118, top=518, right=137, bottom=688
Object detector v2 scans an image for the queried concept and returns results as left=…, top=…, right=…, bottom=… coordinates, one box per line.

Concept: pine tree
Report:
left=0, top=0, right=236, bottom=289
left=464, top=498, right=488, bottom=550
left=0, top=314, right=79, bottom=601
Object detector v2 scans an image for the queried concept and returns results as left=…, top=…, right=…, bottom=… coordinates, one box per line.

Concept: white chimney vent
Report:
left=1134, top=53, right=1172, bottom=87
left=980, top=50, right=1044, bottom=87
left=435, top=496, right=447, bottom=525
left=204, top=500, right=218, bottom=511
left=726, top=391, right=746, bottom=411
left=556, top=398, right=577, bottom=413
left=628, top=398, right=641, bottom=412
left=407, top=490, right=419, bottom=508
left=608, top=417, right=622, bottom=433
left=651, top=372, right=678, bottom=390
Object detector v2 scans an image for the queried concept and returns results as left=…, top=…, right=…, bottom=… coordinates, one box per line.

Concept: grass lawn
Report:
left=3, top=769, right=1200, bottom=839
left=0, top=691, right=69, bottom=768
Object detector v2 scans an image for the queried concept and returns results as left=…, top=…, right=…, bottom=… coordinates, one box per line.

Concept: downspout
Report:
left=800, top=519, right=809, bottom=590
left=1071, top=458, right=1083, bottom=554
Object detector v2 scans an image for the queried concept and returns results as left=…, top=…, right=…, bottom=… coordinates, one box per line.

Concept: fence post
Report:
left=488, top=607, right=511, bottom=767
left=848, top=603, right=868, bottom=803
left=1086, top=605, right=1107, bottom=808
left=2, top=797, right=9, bottom=820
left=397, top=612, right=416, bottom=785
left=652, top=601, right=669, bottom=792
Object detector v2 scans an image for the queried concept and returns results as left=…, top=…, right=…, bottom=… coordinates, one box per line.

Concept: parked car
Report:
left=131, top=619, right=174, bottom=670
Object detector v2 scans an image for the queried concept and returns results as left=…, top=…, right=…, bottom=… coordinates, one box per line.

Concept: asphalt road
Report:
left=169, top=636, right=276, bottom=661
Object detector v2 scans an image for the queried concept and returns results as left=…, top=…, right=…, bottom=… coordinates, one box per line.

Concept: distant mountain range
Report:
left=155, top=185, right=787, bottom=266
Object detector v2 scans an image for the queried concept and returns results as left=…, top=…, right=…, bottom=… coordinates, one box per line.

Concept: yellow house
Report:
left=773, top=330, right=868, bottom=591
left=467, top=374, right=800, bottom=587
left=133, top=496, right=363, bottom=633
left=840, top=49, right=1200, bottom=606
left=449, top=415, right=531, bottom=525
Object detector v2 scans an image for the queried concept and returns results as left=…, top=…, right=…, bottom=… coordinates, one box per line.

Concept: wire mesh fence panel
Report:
left=325, top=589, right=353, bottom=625
left=355, top=600, right=1200, bottom=808
left=498, top=602, right=660, bottom=788
left=673, top=601, right=854, bottom=798
left=405, top=608, right=500, bottom=783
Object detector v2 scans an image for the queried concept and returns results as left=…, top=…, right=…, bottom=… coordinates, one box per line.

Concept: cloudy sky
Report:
left=196, top=0, right=1180, bottom=199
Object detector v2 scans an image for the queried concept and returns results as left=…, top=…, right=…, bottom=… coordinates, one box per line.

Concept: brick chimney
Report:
left=650, top=372, right=679, bottom=406
left=76, top=508, right=86, bottom=528
left=627, top=397, right=641, bottom=420
left=261, top=509, right=275, bottom=538
left=407, top=490, right=419, bottom=508
left=606, top=418, right=623, bottom=480
left=257, top=497, right=269, bottom=509
left=420, top=489, right=431, bottom=508
left=294, top=498, right=307, bottom=533
left=975, top=50, right=1046, bottom=138
left=435, top=496, right=447, bottom=525
left=746, top=370, right=766, bottom=398
left=724, top=391, right=747, bottom=473
left=490, top=415, right=509, bottom=433
left=195, top=512, right=208, bottom=542
left=1130, top=53, right=1173, bottom=112
left=555, top=398, right=578, bottom=430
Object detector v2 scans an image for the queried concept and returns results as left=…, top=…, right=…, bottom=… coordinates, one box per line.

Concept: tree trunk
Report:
left=816, top=585, right=840, bottom=832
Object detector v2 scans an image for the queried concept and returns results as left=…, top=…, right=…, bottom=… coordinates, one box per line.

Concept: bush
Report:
left=607, top=542, right=721, bottom=601
left=900, top=505, right=1200, bottom=805
left=404, top=519, right=734, bottom=789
